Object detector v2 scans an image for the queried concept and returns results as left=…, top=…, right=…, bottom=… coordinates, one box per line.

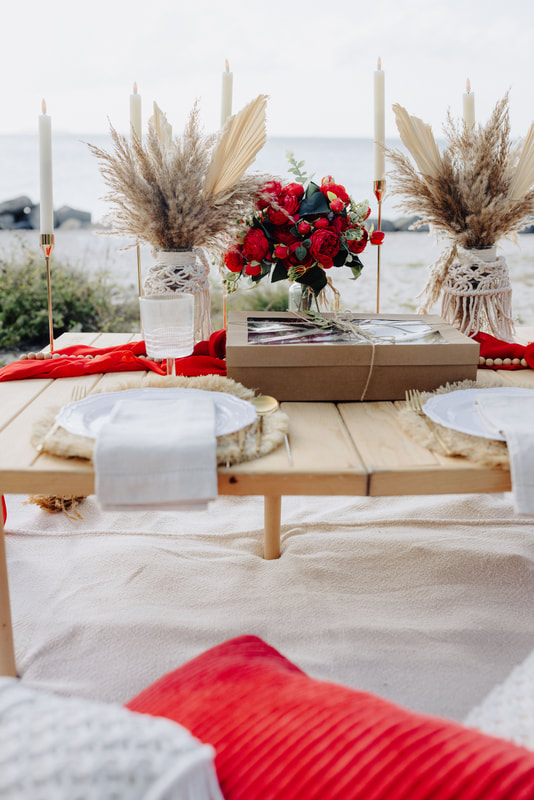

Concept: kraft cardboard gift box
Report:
left=226, top=311, right=480, bottom=402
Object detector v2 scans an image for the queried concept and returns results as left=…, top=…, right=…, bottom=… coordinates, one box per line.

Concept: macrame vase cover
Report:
left=143, top=249, right=213, bottom=343
left=418, top=244, right=514, bottom=341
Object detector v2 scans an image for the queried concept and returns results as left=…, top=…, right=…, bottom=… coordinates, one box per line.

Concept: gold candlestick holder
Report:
left=223, top=286, right=228, bottom=330
left=40, top=233, right=55, bottom=353
left=373, top=179, right=386, bottom=313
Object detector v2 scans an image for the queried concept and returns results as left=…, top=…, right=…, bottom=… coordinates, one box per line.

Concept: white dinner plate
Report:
left=423, top=387, right=534, bottom=441
left=56, top=388, right=258, bottom=439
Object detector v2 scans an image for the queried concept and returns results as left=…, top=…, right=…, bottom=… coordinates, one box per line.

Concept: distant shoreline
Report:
left=1, top=194, right=533, bottom=236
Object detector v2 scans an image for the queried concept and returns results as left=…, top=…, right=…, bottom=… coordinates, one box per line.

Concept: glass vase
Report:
left=288, top=282, right=317, bottom=312
left=143, top=248, right=212, bottom=343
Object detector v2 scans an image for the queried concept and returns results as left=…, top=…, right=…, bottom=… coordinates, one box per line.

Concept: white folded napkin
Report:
left=94, top=393, right=217, bottom=511
left=475, top=393, right=534, bottom=515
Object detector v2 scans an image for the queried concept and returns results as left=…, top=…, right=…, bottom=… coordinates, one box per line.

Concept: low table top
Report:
left=1, top=330, right=533, bottom=500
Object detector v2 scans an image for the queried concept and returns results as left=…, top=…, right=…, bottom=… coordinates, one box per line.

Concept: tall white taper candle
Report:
left=221, top=60, right=233, bottom=127
left=374, top=57, right=386, bottom=180
left=39, top=99, right=54, bottom=235
left=463, top=78, right=475, bottom=129
left=130, top=82, right=142, bottom=139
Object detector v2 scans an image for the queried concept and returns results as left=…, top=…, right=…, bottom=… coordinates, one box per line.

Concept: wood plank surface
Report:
left=218, top=402, right=368, bottom=496
left=339, top=401, right=441, bottom=470
left=0, top=380, right=52, bottom=431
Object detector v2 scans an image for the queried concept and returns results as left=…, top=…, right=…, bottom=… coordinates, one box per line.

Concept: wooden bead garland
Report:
left=478, top=355, right=529, bottom=368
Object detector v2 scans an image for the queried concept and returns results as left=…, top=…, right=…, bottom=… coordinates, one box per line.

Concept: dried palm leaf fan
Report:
left=89, top=95, right=271, bottom=340
left=387, top=95, right=534, bottom=340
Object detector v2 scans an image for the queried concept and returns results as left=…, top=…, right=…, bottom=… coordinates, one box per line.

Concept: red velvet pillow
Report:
left=127, top=636, right=534, bottom=800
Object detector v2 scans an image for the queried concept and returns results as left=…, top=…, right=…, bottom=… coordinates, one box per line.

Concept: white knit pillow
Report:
left=0, top=678, right=223, bottom=800
left=464, top=649, right=534, bottom=751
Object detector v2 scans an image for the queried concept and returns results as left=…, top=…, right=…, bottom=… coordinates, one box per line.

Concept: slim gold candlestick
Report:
left=40, top=233, right=55, bottom=352
left=373, top=179, right=386, bottom=313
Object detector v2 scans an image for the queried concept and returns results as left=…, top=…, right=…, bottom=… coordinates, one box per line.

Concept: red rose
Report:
left=243, top=229, right=270, bottom=262
left=266, top=183, right=304, bottom=225
left=287, top=241, right=314, bottom=269
left=245, top=263, right=262, bottom=276
left=276, top=224, right=299, bottom=245
left=329, top=198, right=344, bottom=213
left=297, top=220, right=312, bottom=235
left=309, top=229, right=340, bottom=268
left=285, top=182, right=305, bottom=199
left=313, top=217, right=330, bottom=229
left=224, top=247, right=245, bottom=273
left=320, top=182, right=350, bottom=208
left=329, top=217, right=343, bottom=235
left=346, top=226, right=368, bottom=255
left=256, top=180, right=282, bottom=210
left=370, top=230, right=385, bottom=245
left=274, top=243, right=290, bottom=260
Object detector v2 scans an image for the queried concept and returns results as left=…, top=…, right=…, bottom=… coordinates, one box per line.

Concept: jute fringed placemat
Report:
left=30, top=374, right=289, bottom=514
left=398, top=372, right=516, bottom=468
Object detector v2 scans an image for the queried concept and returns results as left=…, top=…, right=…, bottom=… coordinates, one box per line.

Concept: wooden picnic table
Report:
left=1, top=327, right=533, bottom=676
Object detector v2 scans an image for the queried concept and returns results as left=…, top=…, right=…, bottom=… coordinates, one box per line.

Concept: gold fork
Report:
left=37, top=384, right=88, bottom=453
left=405, top=389, right=453, bottom=457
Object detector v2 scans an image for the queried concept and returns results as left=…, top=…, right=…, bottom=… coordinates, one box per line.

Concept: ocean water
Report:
left=0, top=133, right=400, bottom=223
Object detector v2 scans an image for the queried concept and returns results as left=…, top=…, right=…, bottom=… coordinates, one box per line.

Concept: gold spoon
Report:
left=251, top=395, right=293, bottom=466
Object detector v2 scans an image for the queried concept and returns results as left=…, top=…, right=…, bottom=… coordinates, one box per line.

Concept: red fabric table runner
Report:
left=0, top=330, right=227, bottom=382
left=473, top=331, right=534, bottom=369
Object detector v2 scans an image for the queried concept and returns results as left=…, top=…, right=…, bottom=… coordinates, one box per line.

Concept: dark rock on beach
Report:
left=393, top=215, right=427, bottom=232
left=368, top=217, right=396, bottom=232
left=0, top=196, right=33, bottom=229
left=0, top=196, right=92, bottom=230
left=368, top=215, right=429, bottom=233
left=55, top=205, right=92, bottom=228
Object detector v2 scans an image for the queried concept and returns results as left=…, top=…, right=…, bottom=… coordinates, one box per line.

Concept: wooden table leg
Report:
left=263, top=496, right=281, bottom=560
left=0, top=496, right=16, bottom=676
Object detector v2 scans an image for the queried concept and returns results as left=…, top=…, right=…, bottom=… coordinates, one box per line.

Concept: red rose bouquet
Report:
left=224, top=171, right=378, bottom=298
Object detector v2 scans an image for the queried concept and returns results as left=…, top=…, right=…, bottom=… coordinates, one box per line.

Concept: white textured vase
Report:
left=143, top=248, right=212, bottom=343
left=441, top=245, right=514, bottom=341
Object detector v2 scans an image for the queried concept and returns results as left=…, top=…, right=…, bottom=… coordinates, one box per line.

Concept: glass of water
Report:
left=139, top=294, right=194, bottom=373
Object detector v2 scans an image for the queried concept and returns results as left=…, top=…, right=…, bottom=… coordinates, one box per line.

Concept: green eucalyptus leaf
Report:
left=350, top=261, right=364, bottom=280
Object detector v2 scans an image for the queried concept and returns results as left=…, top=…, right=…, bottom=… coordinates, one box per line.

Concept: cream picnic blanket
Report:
left=4, top=490, right=534, bottom=725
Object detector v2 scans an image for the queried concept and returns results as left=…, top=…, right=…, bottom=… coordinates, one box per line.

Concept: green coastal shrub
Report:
left=0, top=248, right=140, bottom=350
left=0, top=242, right=290, bottom=357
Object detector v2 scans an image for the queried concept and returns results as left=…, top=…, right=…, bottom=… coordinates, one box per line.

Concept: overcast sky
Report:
left=2, top=0, right=533, bottom=139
